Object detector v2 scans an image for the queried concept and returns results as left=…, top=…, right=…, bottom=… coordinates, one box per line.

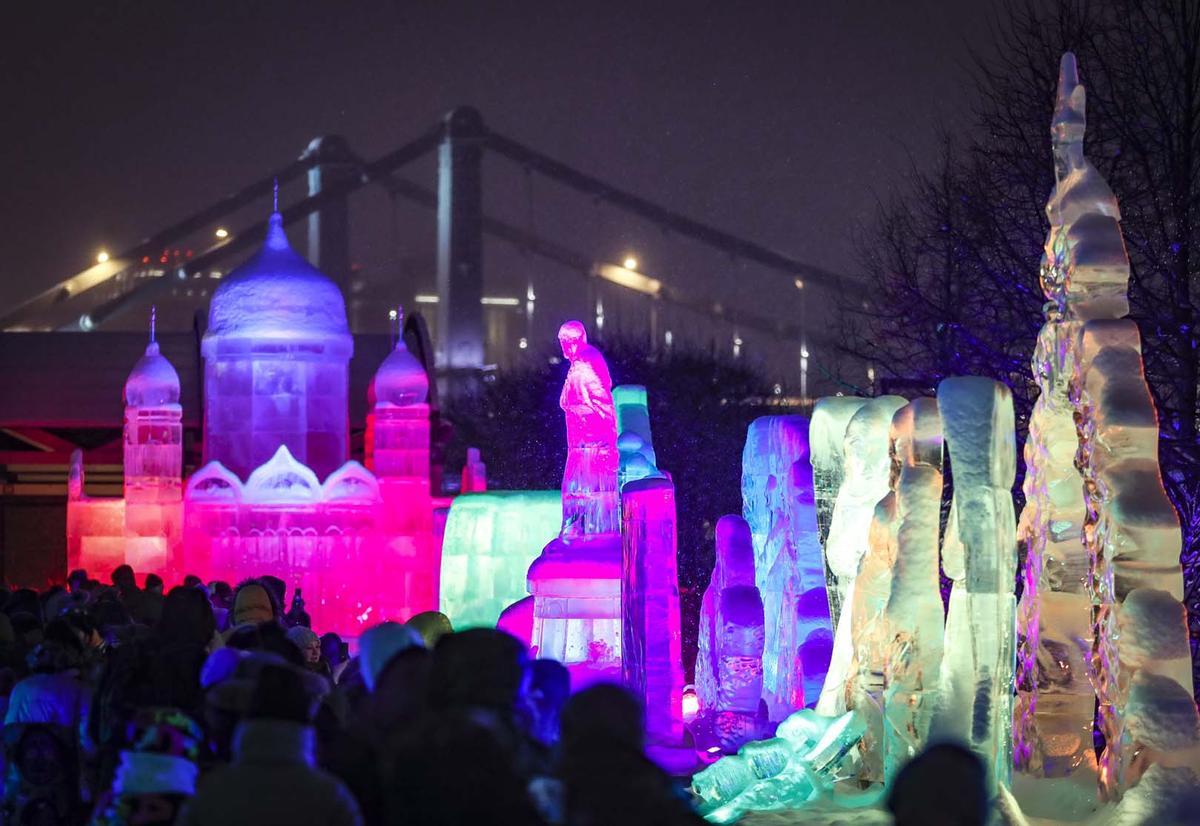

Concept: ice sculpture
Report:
left=816, top=395, right=905, bottom=716
left=931, top=377, right=1015, bottom=794
left=614, top=384, right=661, bottom=488
left=695, top=515, right=766, bottom=753
left=527, top=322, right=623, bottom=685
left=461, top=447, right=487, bottom=492
left=202, top=209, right=353, bottom=482
left=440, top=490, right=561, bottom=628
left=741, top=416, right=832, bottom=719
left=557, top=320, right=620, bottom=538
left=621, top=476, right=684, bottom=744
left=879, top=398, right=944, bottom=785
left=70, top=209, right=444, bottom=638
left=1014, top=53, right=1200, bottom=809
left=810, top=396, right=868, bottom=626
left=690, top=708, right=870, bottom=823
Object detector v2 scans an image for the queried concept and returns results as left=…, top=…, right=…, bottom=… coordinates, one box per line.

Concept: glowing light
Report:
left=867, top=366, right=876, bottom=383
left=794, top=278, right=805, bottom=290
left=215, top=228, right=229, bottom=239
left=623, top=255, right=639, bottom=271
left=682, top=689, right=700, bottom=721
left=414, top=294, right=438, bottom=303
left=593, top=263, right=661, bottom=297
left=664, top=330, right=673, bottom=348
left=518, top=337, right=528, bottom=350
left=388, top=309, right=398, bottom=321
left=480, top=296, right=520, bottom=306
left=96, top=251, right=110, bottom=264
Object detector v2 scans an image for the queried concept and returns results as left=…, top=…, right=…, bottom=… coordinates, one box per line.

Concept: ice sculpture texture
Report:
left=696, top=515, right=767, bottom=752
left=741, top=416, right=833, bottom=719
left=1016, top=52, right=1200, bottom=806
left=69, top=218, right=443, bottom=637
left=932, top=377, right=1016, bottom=794
left=614, top=384, right=661, bottom=489
left=440, top=491, right=561, bottom=628
left=621, top=475, right=685, bottom=744
left=817, top=396, right=905, bottom=716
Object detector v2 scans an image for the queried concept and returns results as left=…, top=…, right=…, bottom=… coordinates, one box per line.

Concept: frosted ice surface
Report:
left=816, top=396, right=904, bottom=717
left=614, top=384, right=660, bottom=489
left=243, top=445, right=322, bottom=503
left=741, top=416, right=832, bottom=718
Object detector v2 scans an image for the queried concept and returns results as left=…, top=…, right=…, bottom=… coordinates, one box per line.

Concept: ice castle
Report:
left=67, top=210, right=440, bottom=636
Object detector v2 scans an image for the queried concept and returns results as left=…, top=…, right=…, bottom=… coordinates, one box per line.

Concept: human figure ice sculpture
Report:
left=557, top=320, right=620, bottom=538
left=816, top=395, right=905, bottom=716
left=527, top=322, right=623, bottom=684
left=1017, top=53, right=1200, bottom=807
left=741, top=416, right=832, bottom=719
left=695, top=515, right=766, bottom=753
left=810, top=396, right=868, bottom=626
left=621, top=476, right=684, bottom=744
left=879, top=398, right=944, bottom=785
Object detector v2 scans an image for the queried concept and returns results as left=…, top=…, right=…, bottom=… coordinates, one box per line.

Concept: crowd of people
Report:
left=0, top=567, right=706, bottom=826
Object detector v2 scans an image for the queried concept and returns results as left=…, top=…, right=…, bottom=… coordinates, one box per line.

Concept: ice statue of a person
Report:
left=557, top=320, right=620, bottom=538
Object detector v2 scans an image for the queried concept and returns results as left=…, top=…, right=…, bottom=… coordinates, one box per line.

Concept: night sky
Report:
left=1, top=1, right=994, bottom=376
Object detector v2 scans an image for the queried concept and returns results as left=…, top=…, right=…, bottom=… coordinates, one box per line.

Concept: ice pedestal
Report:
left=741, top=416, right=832, bottom=719
left=527, top=535, right=622, bottom=685
left=695, top=515, right=767, bottom=753
left=440, top=491, right=561, bottom=628
left=621, top=476, right=684, bottom=744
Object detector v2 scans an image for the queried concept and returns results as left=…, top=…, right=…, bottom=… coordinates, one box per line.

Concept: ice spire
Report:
left=149, top=305, right=156, bottom=344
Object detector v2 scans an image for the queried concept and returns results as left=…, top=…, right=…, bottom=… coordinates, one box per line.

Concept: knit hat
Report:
left=232, top=583, right=274, bottom=627
left=358, top=621, right=423, bottom=691
left=286, top=625, right=320, bottom=650
left=406, top=611, right=453, bottom=648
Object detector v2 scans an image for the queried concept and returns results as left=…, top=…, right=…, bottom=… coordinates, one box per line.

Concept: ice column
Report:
left=614, top=384, right=661, bottom=489
left=122, top=317, right=183, bottom=577
left=696, top=515, right=766, bottom=752
left=816, top=395, right=905, bottom=716
left=621, top=476, right=684, bottom=744
left=810, top=396, right=868, bottom=626
left=880, top=398, right=944, bottom=784
left=932, top=377, right=1016, bottom=793
left=741, top=416, right=832, bottom=718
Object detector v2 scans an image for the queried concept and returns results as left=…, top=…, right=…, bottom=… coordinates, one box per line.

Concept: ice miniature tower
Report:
left=527, top=321, right=623, bottom=683
left=370, top=315, right=437, bottom=618
left=621, top=475, right=685, bottom=744
left=122, top=308, right=184, bottom=576
left=695, top=515, right=766, bottom=753
left=202, top=205, right=353, bottom=482
left=933, top=377, right=1016, bottom=794
left=741, top=416, right=832, bottom=719
left=614, top=384, right=660, bottom=489
left=816, top=395, right=905, bottom=715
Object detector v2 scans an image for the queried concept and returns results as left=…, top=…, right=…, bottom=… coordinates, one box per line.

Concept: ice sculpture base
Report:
left=527, top=534, right=622, bottom=685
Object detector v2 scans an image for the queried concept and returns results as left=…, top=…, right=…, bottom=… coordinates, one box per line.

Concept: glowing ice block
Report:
left=439, top=491, right=561, bottom=628
left=696, top=515, right=766, bottom=752
left=810, top=396, right=868, bottom=625
left=614, top=384, right=660, bottom=488
left=621, top=476, right=684, bottom=744
left=931, top=377, right=1015, bottom=793
left=741, top=416, right=832, bottom=718
left=879, top=398, right=944, bottom=785
left=816, top=396, right=905, bottom=716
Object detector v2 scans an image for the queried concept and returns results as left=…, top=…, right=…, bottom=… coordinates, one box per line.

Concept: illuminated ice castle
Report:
left=67, top=210, right=439, bottom=635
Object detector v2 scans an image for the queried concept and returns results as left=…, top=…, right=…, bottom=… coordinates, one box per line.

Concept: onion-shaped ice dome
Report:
left=372, top=335, right=429, bottom=407
left=205, top=211, right=350, bottom=351
left=124, top=341, right=181, bottom=408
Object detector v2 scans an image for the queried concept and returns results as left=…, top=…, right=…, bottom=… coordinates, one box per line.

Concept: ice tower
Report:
left=202, top=208, right=353, bottom=482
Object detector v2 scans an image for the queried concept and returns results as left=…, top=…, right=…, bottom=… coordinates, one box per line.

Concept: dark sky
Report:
left=0, top=0, right=995, bottom=378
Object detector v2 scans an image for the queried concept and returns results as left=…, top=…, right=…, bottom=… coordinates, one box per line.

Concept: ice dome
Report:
left=206, top=212, right=349, bottom=342
left=124, top=341, right=180, bottom=407
left=372, top=339, right=429, bottom=406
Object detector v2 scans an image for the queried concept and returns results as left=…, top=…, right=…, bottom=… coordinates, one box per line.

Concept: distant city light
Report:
left=794, top=278, right=805, bottom=290
left=867, top=366, right=876, bottom=383
left=518, top=337, right=528, bottom=350
left=623, top=255, right=639, bottom=271
left=215, top=228, right=229, bottom=239
left=414, top=294, right=521, bottom=306
left=388, top=309, right=398, bottom=321
left=96, top=251, right=110, bottom=264
left=414, top=294, right=438, bottom=304
left=664, top=329, right=673, bottom=348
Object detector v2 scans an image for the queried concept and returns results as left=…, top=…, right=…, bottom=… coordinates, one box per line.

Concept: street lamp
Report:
left=96, top=251, right=109, bottom=264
